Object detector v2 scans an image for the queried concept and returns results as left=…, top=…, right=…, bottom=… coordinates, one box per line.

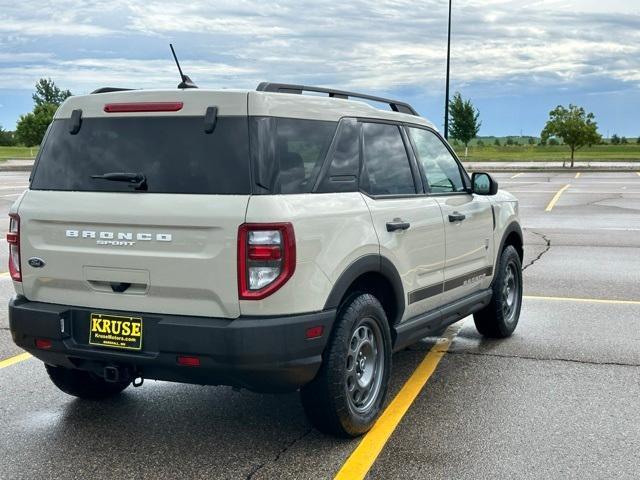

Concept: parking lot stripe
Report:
left=0, top=352, right=31, bottom=370
left=545, top=184, right=571, bottom=212
left=637, top=172, right=640, bottom=177
left=0, top=271, right=10, bottom=277
left=334, top=324, right=462, bottom=480
left=511, top=173, right=523, bottom=179
left=574, top=172, right=581, bottom=179
left=524, top=295, right=640, bottom=305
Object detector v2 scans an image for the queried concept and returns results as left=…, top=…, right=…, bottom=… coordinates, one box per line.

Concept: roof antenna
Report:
left=169, top=44, right=198, bottom=89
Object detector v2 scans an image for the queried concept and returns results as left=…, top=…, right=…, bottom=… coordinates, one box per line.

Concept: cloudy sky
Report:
left=0, top=0, right=638, bottom=136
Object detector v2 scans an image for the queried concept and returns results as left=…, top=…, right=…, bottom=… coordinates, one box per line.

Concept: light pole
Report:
left=444, top=0, right=452, bottom=139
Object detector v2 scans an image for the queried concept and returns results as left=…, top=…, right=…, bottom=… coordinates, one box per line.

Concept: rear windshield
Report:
left=31, top=116, right=251, bottom=194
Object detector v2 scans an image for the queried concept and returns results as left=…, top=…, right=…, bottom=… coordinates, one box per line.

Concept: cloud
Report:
left=0, top=0, right=638, bottom=101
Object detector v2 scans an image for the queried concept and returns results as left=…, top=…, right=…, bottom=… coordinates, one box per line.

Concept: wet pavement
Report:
left=1, top=171, right=639, bottom=479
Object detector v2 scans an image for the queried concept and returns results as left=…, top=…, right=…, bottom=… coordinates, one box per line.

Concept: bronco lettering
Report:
left=66, top=230, right=172, bottom=245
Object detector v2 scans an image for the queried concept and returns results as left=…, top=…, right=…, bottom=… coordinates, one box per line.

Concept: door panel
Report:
left=435, top=194, right=494, bottom=304
left=362, top=195, right=446, bottom=320
left=405, top=125, right=494, bottom=304
left=360, top=121, right=446, bottom=321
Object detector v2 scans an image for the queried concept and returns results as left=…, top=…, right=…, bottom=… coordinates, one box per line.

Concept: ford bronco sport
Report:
left=8, top=82, right=523, bottom=437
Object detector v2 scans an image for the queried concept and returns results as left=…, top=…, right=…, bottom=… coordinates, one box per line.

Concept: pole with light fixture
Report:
left=444, top=0, right=452, bottom=139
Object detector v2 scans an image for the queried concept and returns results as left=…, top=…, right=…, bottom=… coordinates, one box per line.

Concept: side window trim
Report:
left=399, top=125, right=426, bottom=195
left=403, top=124, right=472, bottom=195
left=358, top=119, right=420, bottom=198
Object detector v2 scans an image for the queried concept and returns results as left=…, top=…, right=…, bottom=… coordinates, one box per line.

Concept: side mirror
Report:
left=472, top=172, right=498, bottom=196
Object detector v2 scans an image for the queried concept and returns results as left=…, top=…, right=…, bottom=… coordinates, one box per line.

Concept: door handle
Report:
left=386, top=219, right=411, bottom=232
left=448, top=212, right=466, bottom=222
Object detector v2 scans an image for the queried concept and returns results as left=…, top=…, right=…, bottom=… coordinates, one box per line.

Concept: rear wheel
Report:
left=474, top=245, right=522, bottom=338
left=45, top=364, right=130, bottom=399
left=301, top=293, right=392, bottom=437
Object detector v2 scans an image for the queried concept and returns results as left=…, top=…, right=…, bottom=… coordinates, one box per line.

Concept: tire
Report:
left=474, top=245, right=523, bottom=338
left=301, top=293, right=392, bottom=438
left=45, top=364, right=130, bottom=400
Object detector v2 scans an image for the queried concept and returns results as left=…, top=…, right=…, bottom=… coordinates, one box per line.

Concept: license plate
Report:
left=89, top=313, right=143, bottom=351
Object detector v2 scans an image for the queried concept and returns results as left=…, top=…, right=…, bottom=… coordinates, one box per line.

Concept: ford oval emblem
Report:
left=28, top=257, right=46, bottom=268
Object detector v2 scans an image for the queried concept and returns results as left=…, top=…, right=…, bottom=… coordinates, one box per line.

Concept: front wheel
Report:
left=474, top=245, right=523, bottom=338
left=301, top=293, right=392, bottom=437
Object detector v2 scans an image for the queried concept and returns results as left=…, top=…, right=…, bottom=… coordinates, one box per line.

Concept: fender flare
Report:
left=495, top=221, right=523, bottom=270
left=323, top=254, right=405, bottom=323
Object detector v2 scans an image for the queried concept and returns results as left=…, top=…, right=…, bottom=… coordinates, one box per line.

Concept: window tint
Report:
left=408, top=127, right=465, bottom=193
left=250, top=117, right=337, bottom=194
left=31, top=117, right=251, bottom=194
left=362, top=122, right=415, bottom=196
left=317, top=118, right=360, bottom=193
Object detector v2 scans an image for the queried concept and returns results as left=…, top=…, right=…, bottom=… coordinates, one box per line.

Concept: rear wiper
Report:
left=90, top=172, right=148, bottom=191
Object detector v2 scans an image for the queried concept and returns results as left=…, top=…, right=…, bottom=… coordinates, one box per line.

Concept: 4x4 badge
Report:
left=28, top=257, right=46, bottom=268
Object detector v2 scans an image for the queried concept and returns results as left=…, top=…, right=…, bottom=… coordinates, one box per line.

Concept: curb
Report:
left=0, top=165, right=33, bottom=172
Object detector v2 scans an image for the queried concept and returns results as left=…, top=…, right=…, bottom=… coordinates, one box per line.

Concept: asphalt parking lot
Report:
left=1, top=170, right=639, bottom=479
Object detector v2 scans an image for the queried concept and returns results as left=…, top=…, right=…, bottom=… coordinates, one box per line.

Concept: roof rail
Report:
left=256, top=82, right=419, bottom=116
left=91, top=87, right=135, bottom=94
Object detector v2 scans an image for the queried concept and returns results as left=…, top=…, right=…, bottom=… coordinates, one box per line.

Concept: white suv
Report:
left=9, top=83, right=523, bottom=437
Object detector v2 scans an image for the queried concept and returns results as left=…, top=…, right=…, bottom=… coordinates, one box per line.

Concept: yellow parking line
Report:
left=0, top=271, right=10, bottom=278
left=524, top=295, right=640, bottom=305
left=637, top=172, right=640, bottom=177
left=334, top=324, right=461, bottom=480
left=510, top=173, right=523, bottom=179
left=0, top=352, right=32, bottom=369
left=574, top=172, right=581, bottom=179
left=545, top=184, right=571, bottom=212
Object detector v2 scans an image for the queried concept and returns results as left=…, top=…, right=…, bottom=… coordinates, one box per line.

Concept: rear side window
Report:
left=316, top=118, right=360, bottom=193
left=362, top=122, right=416, bottom=196
left=31, top=116, right=251, bottom=194
left=250, top=117, right=337, bottom=194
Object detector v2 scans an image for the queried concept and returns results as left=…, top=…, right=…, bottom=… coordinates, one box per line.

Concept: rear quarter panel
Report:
left=241, top=193, right=379, bottom=316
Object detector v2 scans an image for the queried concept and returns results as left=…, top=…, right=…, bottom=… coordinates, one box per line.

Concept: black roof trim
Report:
left=90, top=87, right=135, bottom=94
left=256, top=82, right=419, bottom=116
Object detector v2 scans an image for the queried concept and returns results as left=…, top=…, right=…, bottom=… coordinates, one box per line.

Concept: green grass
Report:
left=453, top=144, right=640, bottom=162
left=0, top=146, right=39, bottom=160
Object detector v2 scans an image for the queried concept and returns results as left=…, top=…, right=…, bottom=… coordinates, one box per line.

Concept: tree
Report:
left=620, top=136, right=628, bottom=144
left=32, top=78, right=72, bottom=107
left=477, top=139, right=484, bottom=147
left=541, top=104, right=601, bottom=168
left=636, top=136, right=640, bottom=144
left=448, top=92, right=481, bottom=159
left=15, top=104, right=58, bottom=146
left=506, top=137, right=515, bottom=146
left=494, top=138, right=501, bottom=146
left=528, top=137, right=536, bottom=145
left=548, top=138, right=559, bottom=146
left=610, top=134, right=620, bottom=145
left=0, top=126, right=17, bottom=146
left=15, top=79, right=71, bottom=146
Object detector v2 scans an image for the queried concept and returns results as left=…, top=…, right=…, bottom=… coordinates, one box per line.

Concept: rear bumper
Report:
left=9, top=296, right=335, bottom=393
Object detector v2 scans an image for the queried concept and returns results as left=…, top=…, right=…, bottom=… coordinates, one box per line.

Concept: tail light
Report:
left=238, top=223, right=295, bottom=300
left=35, top=338, right=52, bottom=350
left=7, top=213, right=21, bottom=282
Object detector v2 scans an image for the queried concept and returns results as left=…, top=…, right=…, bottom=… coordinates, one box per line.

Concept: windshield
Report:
left=31, top=116, right=251, bottom=194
